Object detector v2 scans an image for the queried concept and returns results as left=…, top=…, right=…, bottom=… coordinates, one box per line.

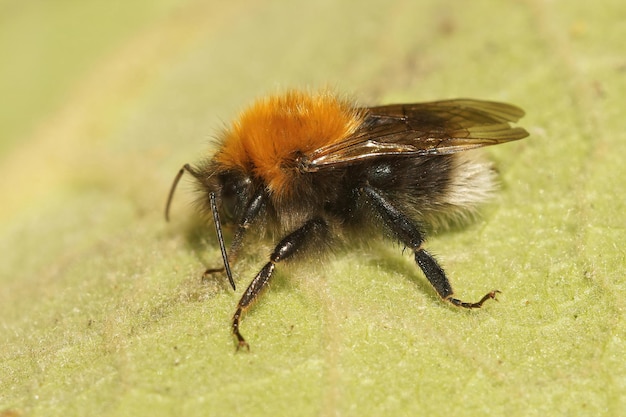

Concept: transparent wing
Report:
left=301, top=99, right=529, bottom=171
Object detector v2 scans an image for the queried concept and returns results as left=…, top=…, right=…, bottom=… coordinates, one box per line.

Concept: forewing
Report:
left=301, top=99, right=529, bottom=171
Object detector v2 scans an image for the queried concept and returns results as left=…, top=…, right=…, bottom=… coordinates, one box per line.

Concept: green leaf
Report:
left=2, top=1, right=624, bottom=416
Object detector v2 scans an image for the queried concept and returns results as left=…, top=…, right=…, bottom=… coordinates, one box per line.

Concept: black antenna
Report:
left=165, top=164, right=236, bottom=291
left=210, top=192, right=235, bottom=291
left=165, top=164, right=191, bottom=222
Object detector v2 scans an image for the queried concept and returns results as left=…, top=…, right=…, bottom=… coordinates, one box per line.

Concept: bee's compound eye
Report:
left=218, top=173, right=251, bottom=223
left=221, top=185, right=237, bottom=221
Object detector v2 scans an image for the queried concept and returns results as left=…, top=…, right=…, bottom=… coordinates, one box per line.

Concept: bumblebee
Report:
left=166, top=90, right=529, bottom=350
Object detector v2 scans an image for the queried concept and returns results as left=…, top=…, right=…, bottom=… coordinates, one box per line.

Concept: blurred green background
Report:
left=1, top=0, right=625, bottom=416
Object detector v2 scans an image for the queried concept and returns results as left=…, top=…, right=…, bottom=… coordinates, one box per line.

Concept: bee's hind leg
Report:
left=362, top=185, right=499, bottom=308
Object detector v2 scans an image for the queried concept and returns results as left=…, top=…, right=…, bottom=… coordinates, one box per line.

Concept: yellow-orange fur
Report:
left=215, top=90, right=364, bottom=197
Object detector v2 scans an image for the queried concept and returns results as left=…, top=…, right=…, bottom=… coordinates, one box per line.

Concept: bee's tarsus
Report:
left=447, top=290, right=500, bottom=309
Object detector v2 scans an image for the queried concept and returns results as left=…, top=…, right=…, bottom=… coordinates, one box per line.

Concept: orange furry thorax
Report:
left=215, top=91, right=364, bottom=196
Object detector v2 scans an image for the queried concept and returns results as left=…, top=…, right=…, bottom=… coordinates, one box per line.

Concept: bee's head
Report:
left=165, top=162, right=254, bottom=292
left=165, top=162, right=253, bottom=223
left=211, top=170, right=253, bottom=225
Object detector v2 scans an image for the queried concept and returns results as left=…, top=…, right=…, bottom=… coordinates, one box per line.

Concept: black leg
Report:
left=362, top=185, right=498, bottom=308
left=232, top=217, right=328, bottom=350
left=230, top=189, right=266, bottom=263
